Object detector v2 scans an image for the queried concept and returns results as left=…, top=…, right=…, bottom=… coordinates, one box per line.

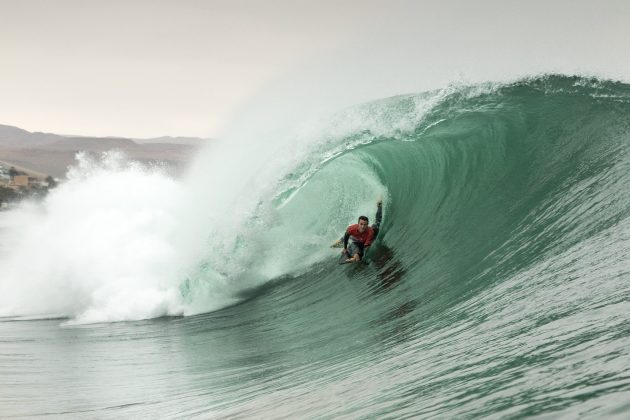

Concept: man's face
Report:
left=358, top=219, right=368, bottom=233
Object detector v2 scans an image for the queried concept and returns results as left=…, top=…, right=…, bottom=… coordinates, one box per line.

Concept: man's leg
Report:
left=347, top=242, right=364, bottom=261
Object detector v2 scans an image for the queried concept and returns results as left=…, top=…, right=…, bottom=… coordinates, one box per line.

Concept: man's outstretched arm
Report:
left=364, top=200, right=383, bottom=258
left=374, top=200, right=383, bottom=230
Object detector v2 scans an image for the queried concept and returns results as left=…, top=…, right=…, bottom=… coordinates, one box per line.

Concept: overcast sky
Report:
left=1, top=0, right=629, bottom=138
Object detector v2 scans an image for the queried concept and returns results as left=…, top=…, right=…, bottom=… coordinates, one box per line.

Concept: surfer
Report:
left=332, top=199, right=383, bottom=263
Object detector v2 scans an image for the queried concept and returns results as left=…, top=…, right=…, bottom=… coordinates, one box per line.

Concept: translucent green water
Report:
left=1, top=75, right=629, bottom=418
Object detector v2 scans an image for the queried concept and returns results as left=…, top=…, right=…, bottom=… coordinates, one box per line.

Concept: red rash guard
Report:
left=345, top=224, right=375, bottom=247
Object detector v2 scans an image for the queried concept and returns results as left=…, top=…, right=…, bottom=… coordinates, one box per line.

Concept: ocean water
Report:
left=1, top=75, right=629, bottom=418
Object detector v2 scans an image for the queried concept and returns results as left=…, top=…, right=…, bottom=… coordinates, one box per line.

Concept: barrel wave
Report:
left=1, top=75, right=629, bottom=418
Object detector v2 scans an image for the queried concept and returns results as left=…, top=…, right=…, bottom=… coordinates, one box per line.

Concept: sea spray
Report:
left=0, top=152, right=187, bottom=323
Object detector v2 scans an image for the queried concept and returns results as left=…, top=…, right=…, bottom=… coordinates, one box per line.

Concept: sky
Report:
left=1, top=0, right=629, bottom=138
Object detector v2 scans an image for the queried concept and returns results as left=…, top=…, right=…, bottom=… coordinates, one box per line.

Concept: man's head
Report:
left=358, top=215, right=369, bottom=232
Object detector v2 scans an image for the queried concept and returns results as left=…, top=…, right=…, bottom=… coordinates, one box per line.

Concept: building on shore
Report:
left=0, top=163, right=57, bottom=191
left=10, top=175, right=28, bottom=188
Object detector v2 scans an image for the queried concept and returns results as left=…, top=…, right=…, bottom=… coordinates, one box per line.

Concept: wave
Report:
left=0, top=75, right=628, bottom=327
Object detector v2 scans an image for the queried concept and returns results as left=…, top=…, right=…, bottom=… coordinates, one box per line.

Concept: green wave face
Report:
left=363, top=75, right=630, bottom=299
left=195, top=75, right=630, bottom=417
left=250, top=75, right=630, bottom=295
left=185, top=75, right=630, bottom=309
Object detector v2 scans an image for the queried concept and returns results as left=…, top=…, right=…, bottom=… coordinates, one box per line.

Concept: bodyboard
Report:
left=338, top=252, right=355, bottom=265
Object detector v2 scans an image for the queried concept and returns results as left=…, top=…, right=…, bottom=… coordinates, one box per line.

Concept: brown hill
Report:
left=0, top=124, right=208, bottom=178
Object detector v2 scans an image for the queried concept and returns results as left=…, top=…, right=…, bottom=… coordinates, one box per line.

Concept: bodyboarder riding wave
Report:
left=332, top=199, right=383, bottom=263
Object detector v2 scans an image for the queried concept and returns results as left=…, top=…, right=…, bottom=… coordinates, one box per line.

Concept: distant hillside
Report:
left=0, top=124, right=209, bottom=178
left=0, top=124, right=66, bottom=149
left=133, top=136, right=209, bottom=145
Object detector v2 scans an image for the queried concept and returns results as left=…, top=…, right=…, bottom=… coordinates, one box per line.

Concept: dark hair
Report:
left=358, top=215, right=369, bottom=223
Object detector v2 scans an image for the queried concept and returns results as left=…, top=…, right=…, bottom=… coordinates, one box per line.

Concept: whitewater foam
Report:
left=0, top=152, right=189, bottom=323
